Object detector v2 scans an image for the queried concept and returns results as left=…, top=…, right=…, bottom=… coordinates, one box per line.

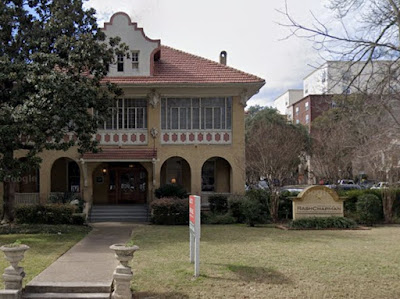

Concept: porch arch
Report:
left=160, top=156, right=191, bottom=193
left=201, top=157, right=232, bottom=193
left=50, top=157, right=81, bottom=193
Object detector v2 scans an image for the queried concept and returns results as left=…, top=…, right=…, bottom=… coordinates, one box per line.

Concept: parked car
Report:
left=280, top=185, right=308, bottom=193
left=359, top=180, right=377, bottom=189
left=338, top=179, right=355, bottom=185
left=246, top=180, right=269, bottom=191
left=371, top=182, right=389, bottom=190
left=327, top=184, right=361, bottom=191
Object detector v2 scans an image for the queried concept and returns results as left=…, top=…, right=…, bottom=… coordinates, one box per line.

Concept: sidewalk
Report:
left=26, top=223, right=134, bottom=291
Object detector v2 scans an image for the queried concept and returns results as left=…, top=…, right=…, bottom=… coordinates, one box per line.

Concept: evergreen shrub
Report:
left=154, top=184, right=187, bottom=199
left=15, top=204, right=75, bottom=224
left=289, top=216, right=357, bottom=229
left=150, top=197, right=188, bottom=225
left=208, top=194, right=228, bottom=214
left=356, top=193, right=383, bottom=225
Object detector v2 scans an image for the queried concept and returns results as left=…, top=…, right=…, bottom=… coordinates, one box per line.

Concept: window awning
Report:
left=81, top=149, right=157, bottom=162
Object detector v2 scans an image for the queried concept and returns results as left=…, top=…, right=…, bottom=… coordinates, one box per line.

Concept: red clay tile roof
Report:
left=82, top=149, right=157, bottom=160
left=103, top=45, right=265, bottom=85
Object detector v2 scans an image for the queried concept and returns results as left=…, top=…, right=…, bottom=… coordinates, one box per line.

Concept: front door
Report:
left=108, top=164, right=147, bottom=204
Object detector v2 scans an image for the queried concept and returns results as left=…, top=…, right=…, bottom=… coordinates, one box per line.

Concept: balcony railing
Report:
left=161, top=130, right=232, bottom=145
left=15, top=193, right=40, bottom=206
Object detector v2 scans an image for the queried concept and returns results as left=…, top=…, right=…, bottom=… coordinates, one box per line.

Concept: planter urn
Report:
left=0, top=244, right=30, bottom=290
left=110, top=244, right=139, bottom=299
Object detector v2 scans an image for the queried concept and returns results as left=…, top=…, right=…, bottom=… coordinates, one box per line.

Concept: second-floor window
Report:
left=295, top=106, right=300, bottom=115
left=161, top=97, right=232, bottom=130
left=117, top=54, right=124, bottom=72
left=131, top=51, right=139, bottom=69
left=100, top=98, right=147, bottom=130
left=305, top=102, right=309, bottom=111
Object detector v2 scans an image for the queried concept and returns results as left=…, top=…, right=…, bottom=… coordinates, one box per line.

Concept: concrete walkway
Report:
left=26, top=223, right=134, bottom=291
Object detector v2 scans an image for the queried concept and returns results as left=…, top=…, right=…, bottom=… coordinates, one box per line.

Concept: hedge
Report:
left=356, top=194, right=383, bottom=226
left=15, top=204, right=76, bottom=225
left=150, top=197, right=189, bottom=225
left=208, top=194, right=228, bottom=214
left=289, top=217, right=357, bottom=229
left=154, top=184, right=188, bottom=199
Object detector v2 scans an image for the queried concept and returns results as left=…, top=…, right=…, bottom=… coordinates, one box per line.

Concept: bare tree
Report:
left=281, top=0, right=400, bottom=177
left=280, top=0, right=400, bottom=129
left=246, top=108, right=309, bottom=222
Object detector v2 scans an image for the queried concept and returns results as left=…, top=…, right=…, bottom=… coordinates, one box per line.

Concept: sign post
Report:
left=189, top=195, right=201, bottom=277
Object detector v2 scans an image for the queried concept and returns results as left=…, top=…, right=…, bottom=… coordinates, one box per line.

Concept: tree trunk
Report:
left=2, top=180, right=16, bottom=223
left=269, top=191, right=280, bottom=223
left=1, top=150, right=16, bottom=223
left=381, top=188, right=395, bottom=224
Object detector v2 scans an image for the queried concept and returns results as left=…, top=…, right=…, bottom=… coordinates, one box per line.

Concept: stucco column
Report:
left=39, top=166, right=51, bottom=204
left=80, top=160, right=90, bottom=203
left=190, top=157, right=202, bottom=196
left=84, top=163, right=97, bottom=205
left=231, top=95, right=246, bottom=195
left=231, top=155, right=246, bottom=194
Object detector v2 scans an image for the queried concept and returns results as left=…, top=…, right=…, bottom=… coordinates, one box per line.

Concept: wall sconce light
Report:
left=171, top=178, right=176, bottom=184
left=102, top=168, right=107, bottom=174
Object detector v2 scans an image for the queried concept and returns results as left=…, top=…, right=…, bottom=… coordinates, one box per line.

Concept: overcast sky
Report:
left=85, top=0, right=331, bottom=107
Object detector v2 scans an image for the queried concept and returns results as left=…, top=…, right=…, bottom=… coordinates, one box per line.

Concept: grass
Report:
left=0, top=225, right=90, bottom=288
left=129, top=224, right=400, bottom=299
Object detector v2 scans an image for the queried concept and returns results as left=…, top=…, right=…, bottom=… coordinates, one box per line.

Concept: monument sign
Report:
left=291, top=186, right=345, bottom=220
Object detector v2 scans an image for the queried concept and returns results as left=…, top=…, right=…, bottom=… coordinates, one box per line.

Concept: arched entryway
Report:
left=160, top=157, right=191, bottom=192
left=51, top=158, right=81, bottom=193
left=93, top=162, right=148, bottom=204
left=14, top=158, right=40, bottom=205
left=201, top=157, right=231, bottom=193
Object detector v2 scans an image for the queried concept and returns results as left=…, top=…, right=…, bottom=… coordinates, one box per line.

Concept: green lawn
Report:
left=0, top=225, right=90, bottom=288
left=130, top=225, right=400, bottom=299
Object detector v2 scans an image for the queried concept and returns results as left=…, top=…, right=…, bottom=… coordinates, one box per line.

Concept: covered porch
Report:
left=81, top=149, right=157, bottom=207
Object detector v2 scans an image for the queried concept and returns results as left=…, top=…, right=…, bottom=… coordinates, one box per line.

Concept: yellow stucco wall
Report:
left=12, top=87, right=248, bottom=205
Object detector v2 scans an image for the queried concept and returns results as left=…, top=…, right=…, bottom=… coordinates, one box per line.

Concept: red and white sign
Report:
left=189, top=195, right=201, bottom=277
left=189, top=195, right=195, bottom=226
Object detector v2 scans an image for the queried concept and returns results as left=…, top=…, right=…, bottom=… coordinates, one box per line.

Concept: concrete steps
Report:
left=89, top=204, right=149, bottom=222
left=23, top=284, right=111, bottom=299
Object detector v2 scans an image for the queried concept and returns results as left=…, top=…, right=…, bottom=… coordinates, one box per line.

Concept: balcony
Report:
left=95, top=130, right=148, bottom=146
left=161, top=130, right=232, bottom=145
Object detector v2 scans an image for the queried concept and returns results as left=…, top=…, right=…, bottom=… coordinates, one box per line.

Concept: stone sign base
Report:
left=290, top=186, right=345, bottom=220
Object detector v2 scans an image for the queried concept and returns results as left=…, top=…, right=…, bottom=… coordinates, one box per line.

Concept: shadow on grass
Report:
left=227, top=264, right=292, bottom=284
left=133, top=291, right=189, bottom=298
left=205, top=263, right=292, bottom=285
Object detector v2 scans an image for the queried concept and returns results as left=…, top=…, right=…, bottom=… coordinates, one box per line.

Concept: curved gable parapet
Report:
left=102, top=12, right=160, bottom=77
left=102, top=12, right=160, bottom=46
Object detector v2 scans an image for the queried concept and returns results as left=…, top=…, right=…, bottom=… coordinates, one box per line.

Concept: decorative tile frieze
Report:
left=93, top=130, right=148, bottom=145
left=161, top=130, right=232, bottom=145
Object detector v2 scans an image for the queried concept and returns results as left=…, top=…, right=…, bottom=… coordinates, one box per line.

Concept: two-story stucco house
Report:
left=5, top=12, right=265, bottom=220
